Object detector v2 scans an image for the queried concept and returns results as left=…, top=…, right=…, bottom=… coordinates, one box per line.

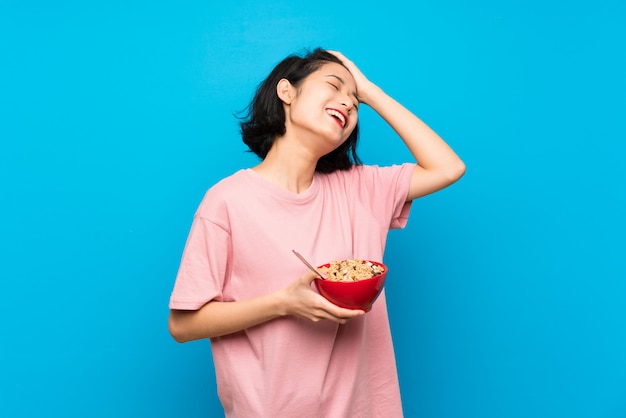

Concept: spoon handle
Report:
left=292, top=250, right=326, bottom=279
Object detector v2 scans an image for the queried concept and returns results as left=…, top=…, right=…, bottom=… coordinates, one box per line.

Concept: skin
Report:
left=169, top=51, right=466, bottom=343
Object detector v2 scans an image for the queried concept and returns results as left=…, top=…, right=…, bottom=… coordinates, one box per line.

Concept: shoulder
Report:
left=202, top=169, right=256, bottom=198
left=195, top=169, right=253, bottom=218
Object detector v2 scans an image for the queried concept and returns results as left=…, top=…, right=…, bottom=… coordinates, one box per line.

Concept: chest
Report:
left=224, top=190, right=387, bottom=298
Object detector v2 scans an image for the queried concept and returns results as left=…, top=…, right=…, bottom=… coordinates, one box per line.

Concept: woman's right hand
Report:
left=278, top=271, right=365, bottom=324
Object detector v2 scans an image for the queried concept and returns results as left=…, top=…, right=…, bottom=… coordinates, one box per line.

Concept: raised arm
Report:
left=330, top=51, right=466, bottom=201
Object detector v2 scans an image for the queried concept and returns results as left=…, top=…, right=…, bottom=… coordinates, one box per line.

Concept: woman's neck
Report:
left=252, top=139, right=318, bottom=194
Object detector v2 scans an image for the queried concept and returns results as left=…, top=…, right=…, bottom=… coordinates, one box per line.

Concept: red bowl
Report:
left=314, top=261, right=388, bottom=312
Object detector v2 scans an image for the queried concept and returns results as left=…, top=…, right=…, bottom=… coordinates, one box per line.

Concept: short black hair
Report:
left=238, top=48, right=361, bottom=173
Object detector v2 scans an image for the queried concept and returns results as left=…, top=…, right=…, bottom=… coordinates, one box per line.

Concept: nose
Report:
left=341, top=98, right=353, bottom=113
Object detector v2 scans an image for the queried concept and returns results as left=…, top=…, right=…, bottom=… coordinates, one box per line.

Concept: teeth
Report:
left=326, top=109, right=346, bottom=127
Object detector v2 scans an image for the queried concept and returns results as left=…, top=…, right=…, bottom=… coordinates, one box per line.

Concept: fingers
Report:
left=287, top=271, right=366, bottom=324
left=326, top=50, right=371, bottom=98
left=333, top=307, right=365, bottom=323
left=305, top=284, right=365, bottom=323
left=301, top=270, right=320, bottom=285
left=314, top=295, right=365, bottom=323
left=327, top=50, right=351, bottom=68
left=306, top=308, right=364, bottom=324
left=326, top=50, right=356, bottom=72
left=326, top=50, right=344, bottom=60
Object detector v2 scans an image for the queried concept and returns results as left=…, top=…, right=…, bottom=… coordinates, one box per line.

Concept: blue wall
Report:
left=2, top=1, right=625, bottom=417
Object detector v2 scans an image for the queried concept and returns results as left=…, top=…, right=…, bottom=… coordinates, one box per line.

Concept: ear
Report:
left=276, top=78, right=294, bottom=104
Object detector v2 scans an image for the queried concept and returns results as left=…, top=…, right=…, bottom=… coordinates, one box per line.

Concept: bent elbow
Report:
left=450, top=160, right=466, bottom=182
left=168, top=312, right=191, bottom=344
left=441, top=159, right=466, bottom=186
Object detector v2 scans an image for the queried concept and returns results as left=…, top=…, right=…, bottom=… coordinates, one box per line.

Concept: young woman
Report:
left=168, top=48, right=465, bottom=417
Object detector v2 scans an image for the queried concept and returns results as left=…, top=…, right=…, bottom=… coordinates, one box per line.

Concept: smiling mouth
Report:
left=326, top=108, right=347, bottom=128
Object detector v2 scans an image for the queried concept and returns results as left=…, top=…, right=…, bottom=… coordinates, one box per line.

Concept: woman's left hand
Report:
left=327, top=50, right=376, bottom=105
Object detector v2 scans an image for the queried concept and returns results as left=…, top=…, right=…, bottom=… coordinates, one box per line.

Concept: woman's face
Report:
left=282, top=62, right=359, bottom=153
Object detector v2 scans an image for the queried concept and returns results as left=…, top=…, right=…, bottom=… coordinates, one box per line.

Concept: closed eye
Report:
left=327, top=82, right=359, bottom=109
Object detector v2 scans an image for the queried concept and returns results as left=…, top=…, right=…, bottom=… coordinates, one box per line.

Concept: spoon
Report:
left=292, top=249, right=326, bottom=279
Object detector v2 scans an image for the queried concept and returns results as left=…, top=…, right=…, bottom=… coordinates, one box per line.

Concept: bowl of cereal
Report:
left=315, top=259, right=388, bottom=312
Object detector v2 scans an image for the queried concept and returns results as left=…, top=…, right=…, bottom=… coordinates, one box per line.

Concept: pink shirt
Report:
left=170, top=164, right=415, bottom=417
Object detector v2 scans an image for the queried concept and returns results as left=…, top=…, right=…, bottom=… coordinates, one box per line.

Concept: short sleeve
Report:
left=350, top=163, right=415, bottom=230
left=168, top=215, right=231, bottom=310
left=388, top=163, right=415, bottom=229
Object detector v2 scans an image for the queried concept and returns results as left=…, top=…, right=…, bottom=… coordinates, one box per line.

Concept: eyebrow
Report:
left=324, top=74, right=359, bottom=104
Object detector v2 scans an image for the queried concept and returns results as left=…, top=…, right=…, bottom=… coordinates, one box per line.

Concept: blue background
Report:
left=2, top=1, right=625, bottom=417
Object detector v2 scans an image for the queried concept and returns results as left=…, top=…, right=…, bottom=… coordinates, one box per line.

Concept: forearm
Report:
left=329, top=49, right=464, bottom=191
left=169, top=291, right=286, bottom=342
left=357, top=83, right=464, bottom=199
left=169, top=272, right=364, bottom=342
left=360, top=83, right=464, bottom=175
